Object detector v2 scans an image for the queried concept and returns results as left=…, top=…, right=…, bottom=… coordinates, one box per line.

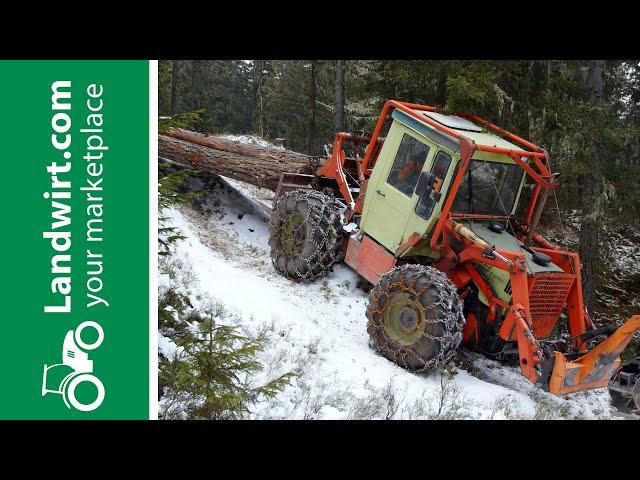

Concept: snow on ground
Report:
left=159, top=174, right=630, bottom=420
left=217, top=134, right=285, bottom=150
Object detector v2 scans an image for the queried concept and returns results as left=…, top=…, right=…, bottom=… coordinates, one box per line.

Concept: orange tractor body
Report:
left=273, top=100, right=639, bottom=401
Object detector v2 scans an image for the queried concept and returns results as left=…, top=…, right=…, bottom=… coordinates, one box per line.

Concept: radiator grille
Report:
left=528, top=273, right=575, bottom=321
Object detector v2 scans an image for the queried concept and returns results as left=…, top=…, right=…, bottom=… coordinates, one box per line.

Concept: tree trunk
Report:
left=190, top=60, right=203, bottom=110
left=308, top=61, right=317, bottom=155
left=190, top=61, right=203, bottom=130
left=436, top=61, right=448, bottom=106
left=587, top=60, right=605, bottom=107
left=252, top=60, right=265, bottom=137
left=158, top=129, right=312, bottom=192
left=170, top=60, right=180, bottom=115
left=335, top=60, right=345, bottom=132
left=579, top=60, right=606, bottom=311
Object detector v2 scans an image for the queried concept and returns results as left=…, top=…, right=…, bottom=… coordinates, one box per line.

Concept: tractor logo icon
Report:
left=41, top=321, right=105, bottom=412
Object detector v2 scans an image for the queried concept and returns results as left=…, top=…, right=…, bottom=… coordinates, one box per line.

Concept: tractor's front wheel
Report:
left=268, top=189, right=343, bottom=282
left=366, top=265, right=465, bottom=372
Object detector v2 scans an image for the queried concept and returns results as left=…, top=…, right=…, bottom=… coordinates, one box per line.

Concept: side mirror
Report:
left=415, top=172, right=436, bottom=198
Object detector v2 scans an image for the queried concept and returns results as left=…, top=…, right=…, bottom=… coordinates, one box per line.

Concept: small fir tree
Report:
left=160, top=302, right=293, bottom=419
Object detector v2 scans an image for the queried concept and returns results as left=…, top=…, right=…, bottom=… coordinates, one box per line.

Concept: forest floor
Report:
left=158, top=163, right=640, bottom=420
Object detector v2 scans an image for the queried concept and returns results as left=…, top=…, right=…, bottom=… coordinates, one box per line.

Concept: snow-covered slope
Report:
left=159, top=173, right=628, bottom=420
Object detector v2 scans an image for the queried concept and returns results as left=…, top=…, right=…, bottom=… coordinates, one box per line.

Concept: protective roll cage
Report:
left=316, top=100, right=640, bottom=394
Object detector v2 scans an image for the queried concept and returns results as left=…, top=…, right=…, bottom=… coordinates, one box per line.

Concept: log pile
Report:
left=158, top=129, right=318, bottom=191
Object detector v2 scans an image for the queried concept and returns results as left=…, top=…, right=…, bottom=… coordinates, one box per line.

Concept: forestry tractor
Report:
left=268, top=100, right=640, bottom=410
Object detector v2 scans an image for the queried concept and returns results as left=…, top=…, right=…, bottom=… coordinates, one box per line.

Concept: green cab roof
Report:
left=391, top=108, right=523, bottom=153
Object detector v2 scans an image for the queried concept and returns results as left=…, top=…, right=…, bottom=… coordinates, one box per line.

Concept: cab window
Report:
left=386, top=134, right=430, bottom=196
left=415, top=150, right=452, bottom=219
left=451, top=159, right=524, bottom=215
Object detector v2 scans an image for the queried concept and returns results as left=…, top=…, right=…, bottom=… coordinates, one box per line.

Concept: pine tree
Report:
left=579, top=60, right=606, bottom=310
left=160, top=301, right=293, bottom=420
left=335, top=60, right=345, bottom=132
left=189, top=60, right=204, bottom=131
left=170, top=60, right=180, bottom=115
left=308, top=60, right=318, bottom=154
left=158, top=60, right=173, bottom=115
left=252, top=59, right=265, bottom=137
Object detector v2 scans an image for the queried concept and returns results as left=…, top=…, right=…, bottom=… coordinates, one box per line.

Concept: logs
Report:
left=158, top=129, right=316, bottom=191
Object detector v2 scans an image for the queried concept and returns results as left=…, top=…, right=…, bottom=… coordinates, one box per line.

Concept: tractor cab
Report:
left=359, top=108, right=567, bottom=302
left=359, top=108, right=532, bottom=257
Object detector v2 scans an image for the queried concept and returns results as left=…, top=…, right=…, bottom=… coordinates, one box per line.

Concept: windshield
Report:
left=451, top=160, right=525, bottom=216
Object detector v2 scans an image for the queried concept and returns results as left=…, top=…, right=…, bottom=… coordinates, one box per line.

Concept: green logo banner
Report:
left=0, top=60, right=150, bottom=419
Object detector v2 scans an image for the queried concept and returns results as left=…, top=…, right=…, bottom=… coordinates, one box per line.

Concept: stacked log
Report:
left=158, top=129, right=317, bottom=191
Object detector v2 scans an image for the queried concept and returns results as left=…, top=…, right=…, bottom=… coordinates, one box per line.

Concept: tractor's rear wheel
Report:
left=268, top=189, right=343, bottom=282
left=366, top=265, right=465, bottom=372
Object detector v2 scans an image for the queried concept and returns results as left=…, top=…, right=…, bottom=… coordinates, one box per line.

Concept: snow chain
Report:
left=366, top=264, right=465, bottom=372
left=268, top=189, right=343, bottom=282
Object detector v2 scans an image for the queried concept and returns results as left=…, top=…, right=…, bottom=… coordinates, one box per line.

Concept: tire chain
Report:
left=366, top=264, right=465, bottom=373
left=268, top=189, right=343, bottom=282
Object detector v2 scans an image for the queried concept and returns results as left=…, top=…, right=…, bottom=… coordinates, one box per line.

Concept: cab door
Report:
left=402, top=149, right=455, bottom=246
left=361, top=127, right=434, bottom=252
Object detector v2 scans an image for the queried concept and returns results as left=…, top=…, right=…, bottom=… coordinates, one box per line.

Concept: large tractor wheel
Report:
left=366, top=265, right=465, bottom=372
left=268, top=189, right=343, bottom=282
